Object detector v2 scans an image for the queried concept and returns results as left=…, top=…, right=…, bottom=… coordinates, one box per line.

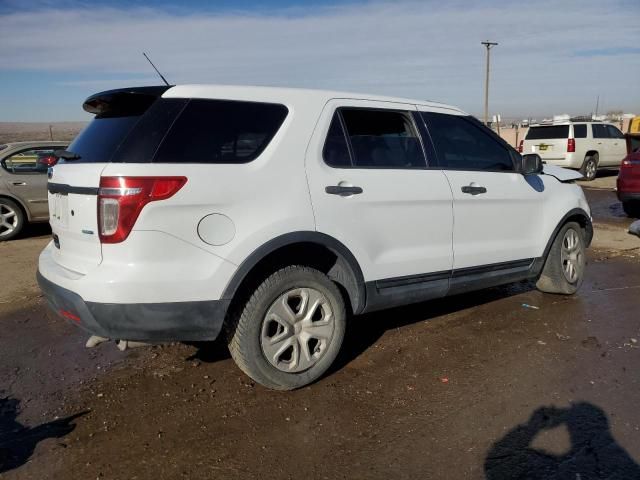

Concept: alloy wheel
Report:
left=0, top=204, right=18, bottom=238
left=260, top=287, right=335, bottom=373
left=560, top=228, right=583, bottom=283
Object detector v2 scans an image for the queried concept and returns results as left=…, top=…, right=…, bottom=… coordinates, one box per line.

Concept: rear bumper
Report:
left=37, top=271, right=229, bottom=342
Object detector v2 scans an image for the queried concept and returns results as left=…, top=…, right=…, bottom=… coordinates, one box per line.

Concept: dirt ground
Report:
left=1, top=175, right=639, bottom=479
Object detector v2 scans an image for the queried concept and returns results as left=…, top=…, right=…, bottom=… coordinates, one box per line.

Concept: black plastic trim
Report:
left=37, top=271, right=227, bottom=342
left=47, top=183, right=99, bottom=196
left=221, top=232, right=366, bottom=314
left=363, top=258, right=541, bottom=313
left=83, top=86, right=171, bottom=115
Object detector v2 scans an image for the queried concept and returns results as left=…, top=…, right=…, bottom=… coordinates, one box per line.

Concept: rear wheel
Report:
left=580, top=154, right=598, bottom=181
left=227, top=266, right=346, bottom=390
left=536, top=222, right=586, bottom=295
left=0, top=198, right=25, bottom=241
left=622, top=201, right=640, bottom=218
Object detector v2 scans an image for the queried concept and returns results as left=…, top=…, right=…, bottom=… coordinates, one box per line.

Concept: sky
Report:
left=0, top=0, right=639, bottom=122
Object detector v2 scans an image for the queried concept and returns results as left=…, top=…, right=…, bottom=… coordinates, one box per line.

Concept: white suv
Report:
left=38, top=85, right=592, bottom=390
left=520, top=121, right=627, bottom=181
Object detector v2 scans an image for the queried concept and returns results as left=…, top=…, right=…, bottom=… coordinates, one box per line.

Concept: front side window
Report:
left=154, top=99, right=288, bottom=164
left=592, top=124, right=609, bottom=139
left=2, top=148, right=59, bottom=174
left=606, top=125, right=624, bottom=139
left=339, top=108, right=426, bottom=168
left=422, top=112, right=514, bottom=171
left=573, top=124, right=587, bottom=138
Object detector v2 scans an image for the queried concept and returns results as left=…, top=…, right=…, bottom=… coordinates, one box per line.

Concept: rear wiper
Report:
left=54, top=149, right=81, bottom=161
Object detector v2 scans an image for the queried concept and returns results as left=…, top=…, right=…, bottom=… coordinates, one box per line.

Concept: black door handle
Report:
left=325, top=185, right=363, bottom=196
left=461, top=185, right=487, bottom=195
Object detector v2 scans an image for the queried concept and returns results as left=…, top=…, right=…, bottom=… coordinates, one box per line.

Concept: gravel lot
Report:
left=1, top=175, right=639, bottom=479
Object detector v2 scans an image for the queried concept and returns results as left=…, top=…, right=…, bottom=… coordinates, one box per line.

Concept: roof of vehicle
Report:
left=529, top=120, right=611, bottom=126
left=163, top=84, right=468, bottom=115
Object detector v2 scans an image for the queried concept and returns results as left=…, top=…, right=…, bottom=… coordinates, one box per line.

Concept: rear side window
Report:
left=592, top=124, right=609, bottom=139
left=154, top=99, right=288, bottom=164
left=422, top=112, right=514, bottom=171
left=573, top=124, right=587, bottom=138
left=525, top=126, right=569, bottom=140
left=338, top=108, right=425, bottom=168
left=606, top=125, right=624, bottom=139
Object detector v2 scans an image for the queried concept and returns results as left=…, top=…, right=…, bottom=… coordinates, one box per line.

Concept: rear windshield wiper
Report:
left=54, top=150, right=81, bottom=161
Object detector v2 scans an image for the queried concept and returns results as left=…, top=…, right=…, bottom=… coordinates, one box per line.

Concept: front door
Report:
left=305, top=100, right=454, bottom=304
left=420, top=111, right=547, bottom=279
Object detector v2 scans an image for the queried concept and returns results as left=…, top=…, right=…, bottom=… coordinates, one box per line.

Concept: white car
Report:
left=38, top=85, right=592, bottom=390
left=519, top=121, right=627, bottom=181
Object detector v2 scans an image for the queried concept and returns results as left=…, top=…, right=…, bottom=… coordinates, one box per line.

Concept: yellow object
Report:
left=629, top=116, right=640, bottom=135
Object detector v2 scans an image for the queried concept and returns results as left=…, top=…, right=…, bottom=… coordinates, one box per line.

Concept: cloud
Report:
left=0, top=0, right=639, bottom=120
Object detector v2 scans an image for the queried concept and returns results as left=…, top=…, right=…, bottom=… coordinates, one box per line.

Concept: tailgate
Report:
left=48, top=163, right=106, bottom=274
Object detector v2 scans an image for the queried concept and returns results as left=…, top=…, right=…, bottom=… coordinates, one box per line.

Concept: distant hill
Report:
left=0, top=122, right=86, bottom=144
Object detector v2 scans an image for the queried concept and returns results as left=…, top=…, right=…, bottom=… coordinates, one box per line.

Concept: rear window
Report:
left=573, top=124, right=587, bottom=138
left=66, top=116, right=142, bottom=163
left=525, top=125, right=570, bottom=140
left=153, top=99, right=288, bottom=164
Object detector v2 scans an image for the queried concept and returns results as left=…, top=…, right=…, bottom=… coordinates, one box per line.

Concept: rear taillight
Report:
left=98, top=176, right=187, bottom=244
left=567, top=138, right=575, bottom=153
left=517, top=140, right=524, bottom=153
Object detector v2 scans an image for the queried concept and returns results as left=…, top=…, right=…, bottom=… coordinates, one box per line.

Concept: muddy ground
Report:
left=1, top=175, right=639, bottom=479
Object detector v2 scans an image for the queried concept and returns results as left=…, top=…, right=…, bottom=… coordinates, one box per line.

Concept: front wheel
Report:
left=622, top=201, right=640, bottom=218
left=536, top=222, right=586, bottom=295
left=227, top=266, right=346, bottom=390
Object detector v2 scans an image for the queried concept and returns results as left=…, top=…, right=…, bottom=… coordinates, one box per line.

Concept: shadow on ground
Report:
left=189, top=280, right=532, bottom=371
left=0, top=396, right=86, bottom=474
left=485, top=402, right=640, bottom=479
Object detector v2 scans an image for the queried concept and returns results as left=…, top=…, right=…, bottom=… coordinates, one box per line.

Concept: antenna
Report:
left=142, top=52, right=170, bottom=86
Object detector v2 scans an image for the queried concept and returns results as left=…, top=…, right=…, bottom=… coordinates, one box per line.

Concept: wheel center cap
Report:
left=294, top=322, right=302, bottom=335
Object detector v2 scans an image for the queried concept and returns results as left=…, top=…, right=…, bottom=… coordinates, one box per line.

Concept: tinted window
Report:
left=606, top=125, right=624, bottom=139
left=154, top=99, right=288, bottom=164
left=525, top=126, right=569, bottom=140
left=422, top=112, right=514, bottom=171
left=592, top=124, right=609, bottom=139
left=67, top=116, right=142, bottom=163
left=3, top=148, right=61, bottom=174
left=340, top=108, right=425, bottom=168
left=111, top=98, right=188, bottom=163
left=573, top=124, right=587, bottom=138
left=323, top=113, right=351, bottom=167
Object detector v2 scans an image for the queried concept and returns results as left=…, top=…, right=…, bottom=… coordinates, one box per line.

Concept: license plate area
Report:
left=50, top=193, right=69, bottom=228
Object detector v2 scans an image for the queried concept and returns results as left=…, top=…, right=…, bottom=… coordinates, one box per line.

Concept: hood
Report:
left=542, top=164, right=583, bottom=182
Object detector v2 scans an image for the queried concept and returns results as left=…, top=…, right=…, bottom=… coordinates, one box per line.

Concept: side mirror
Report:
left=521, top=153, right=543, bottom=175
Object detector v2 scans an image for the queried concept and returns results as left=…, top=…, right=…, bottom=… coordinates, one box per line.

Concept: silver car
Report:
left=0, top=141, right=68, bottom=240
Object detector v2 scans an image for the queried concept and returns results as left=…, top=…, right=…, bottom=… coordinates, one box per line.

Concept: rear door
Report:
left=605, top=124, right=627, bottom=166
left=305, top=100, right=454, bottom=301
left=420, top=111, right=546, bottom=282
left=47, top=89, right=168, bottom=274
left=523, top=125, right=569, bottom=161
left=592, top=124, right=613, bottom=165
left=1, top=147, right=60, bottom=220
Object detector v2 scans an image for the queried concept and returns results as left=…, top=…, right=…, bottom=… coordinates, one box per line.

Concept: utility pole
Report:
left=594, top=95, right=600, bottom=119
left=481, top=41, right=498, bottom=126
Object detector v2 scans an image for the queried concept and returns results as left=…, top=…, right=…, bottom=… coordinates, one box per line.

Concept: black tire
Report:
left=0, top=198, right=25, bottom=241
left=536, top=222, right=586, bottom=295
left=580, top=154, right=598, bottom=181
left=622, top=201, right=640, bottom=218
left=227, top=266, right=346, bottom=390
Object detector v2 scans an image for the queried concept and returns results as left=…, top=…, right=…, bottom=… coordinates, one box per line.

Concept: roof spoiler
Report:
left=82, top=85, right=172, bottom=116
